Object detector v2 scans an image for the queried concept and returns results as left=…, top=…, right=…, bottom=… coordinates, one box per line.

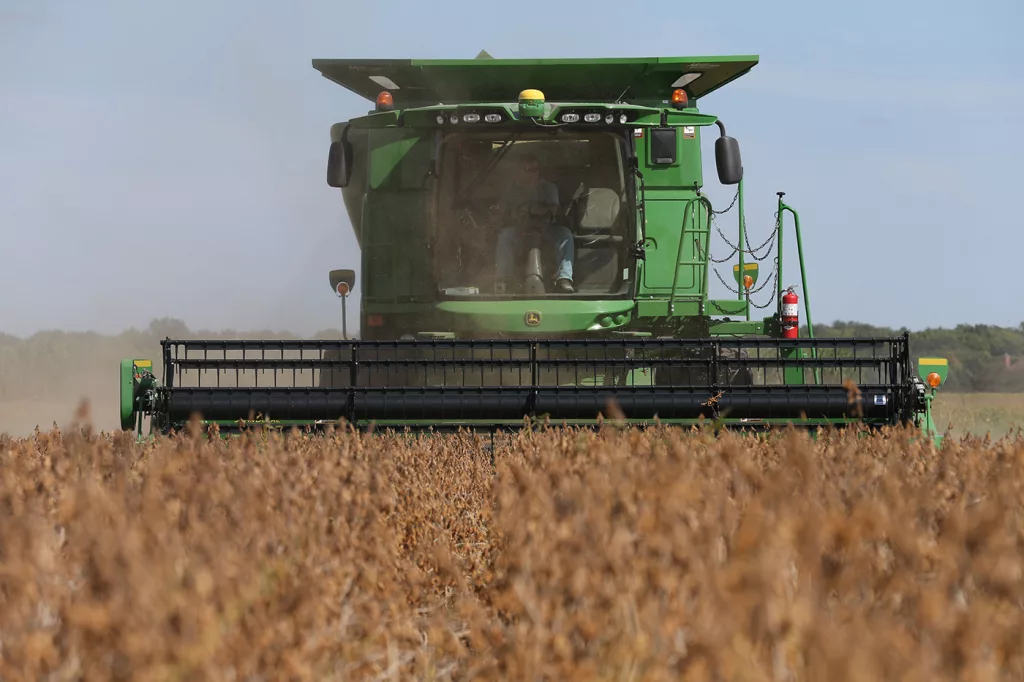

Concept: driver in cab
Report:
left=492, top=154, right=574, bottom=293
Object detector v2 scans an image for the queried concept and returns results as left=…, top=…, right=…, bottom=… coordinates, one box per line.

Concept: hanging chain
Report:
left=711, top=211, right=778, bottom=262
left=710, top=187, right=739, bottom=215
left=706, top=189, right=775, bottom=264
left=709, top=259, right=780, bottom=313
left=697, top=190, right=787, bottom=313
left=747, top=260, right=780, bottom=309
left=713, top=257, right=777, bottom=298
left=709, top=240, right=738, bottom=263
left=745, top=212, right=779, bottom=261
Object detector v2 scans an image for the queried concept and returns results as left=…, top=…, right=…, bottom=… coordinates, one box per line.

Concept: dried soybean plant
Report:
left=0, top=418, right=1023, bottom=681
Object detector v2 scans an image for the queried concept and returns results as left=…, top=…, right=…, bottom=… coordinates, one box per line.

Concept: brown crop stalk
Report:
left=0, top=417, right=1022, bottom=680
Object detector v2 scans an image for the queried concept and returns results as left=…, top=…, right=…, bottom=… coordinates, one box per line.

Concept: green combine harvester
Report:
left=120, top=54, right=950, bottom=444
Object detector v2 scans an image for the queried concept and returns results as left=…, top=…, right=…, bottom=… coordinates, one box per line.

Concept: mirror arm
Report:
left=715, top=120, right=726, bottom=137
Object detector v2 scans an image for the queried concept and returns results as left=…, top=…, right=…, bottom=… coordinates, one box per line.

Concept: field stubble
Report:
left=2, top=408, right=1024, bottom=680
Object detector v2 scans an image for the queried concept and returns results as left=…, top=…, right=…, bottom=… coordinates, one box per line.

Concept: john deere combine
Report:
left=120, top=54, right=950, bottom=443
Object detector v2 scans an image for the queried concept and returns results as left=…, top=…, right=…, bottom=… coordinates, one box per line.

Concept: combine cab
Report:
left=120, top=54, right=949, bottom=443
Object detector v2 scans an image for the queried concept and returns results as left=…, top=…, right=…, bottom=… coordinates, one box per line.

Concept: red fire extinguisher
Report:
left=781, top=287, right=799, bottom=339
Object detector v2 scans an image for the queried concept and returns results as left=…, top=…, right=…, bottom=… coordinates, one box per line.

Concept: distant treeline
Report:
left=1, top=318, right=1023, bottom=400
left=811, top=321, right=1024, bottom=392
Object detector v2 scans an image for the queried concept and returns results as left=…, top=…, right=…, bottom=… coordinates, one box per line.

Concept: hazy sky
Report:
left=1, top=0, right=1021, bottom=337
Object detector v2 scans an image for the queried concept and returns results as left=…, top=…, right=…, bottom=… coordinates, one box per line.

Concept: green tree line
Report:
left=809, top=321, right=1024, bottom=392
left=1, top=318, right=1023, bottom=401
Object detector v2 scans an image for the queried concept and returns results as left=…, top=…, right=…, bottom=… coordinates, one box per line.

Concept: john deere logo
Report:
left=524, top=311, right=541, bottom=327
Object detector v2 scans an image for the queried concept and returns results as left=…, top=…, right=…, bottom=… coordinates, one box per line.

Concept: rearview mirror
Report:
left=714, top=121, right=743, bottom=185
left=327, top=140, right=353, bottom=188
left=329, top=268, right=356, bottom=296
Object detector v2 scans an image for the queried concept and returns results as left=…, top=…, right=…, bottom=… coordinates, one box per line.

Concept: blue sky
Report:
left=1, top=0, right=1021, bottom=337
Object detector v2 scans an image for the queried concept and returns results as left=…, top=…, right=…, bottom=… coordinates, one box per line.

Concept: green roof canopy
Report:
left=311, top=55, right=758, bottom=107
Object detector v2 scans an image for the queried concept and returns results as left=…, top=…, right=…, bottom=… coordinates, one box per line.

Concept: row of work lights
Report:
left=435, top=111, right=506, bottom=124
left=559, top=111, right=630, bottom=124
left=375, top=87, right=689, bottom=122
left=430, top=109, right=631, bottom=125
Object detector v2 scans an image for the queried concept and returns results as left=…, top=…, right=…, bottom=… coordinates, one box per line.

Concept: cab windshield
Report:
left=433, top=129, right=633, bottom=298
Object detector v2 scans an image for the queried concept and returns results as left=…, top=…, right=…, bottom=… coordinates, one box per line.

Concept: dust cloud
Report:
left=0, top=321, right=347, bottom=438
left=0, top=398, right=119, bottom=439
left=0, top=3, right=363, bottom=340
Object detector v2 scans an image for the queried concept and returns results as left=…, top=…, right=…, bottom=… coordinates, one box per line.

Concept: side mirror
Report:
left=714, top=121, right=743, bottom=185
left=327, top=140, right=353, bottom=188
left=329, top=269, right=356, bottom=297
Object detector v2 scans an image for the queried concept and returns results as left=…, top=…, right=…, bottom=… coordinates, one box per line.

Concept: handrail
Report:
left=700, top=194, right=712, bottom=311
left=738, top=179, right=748, bottom=319
left=776, top=192, right=814, bottom=340
left=776, top=192, right=818, bottom=383
left=669, top=195, right=713, bottom=316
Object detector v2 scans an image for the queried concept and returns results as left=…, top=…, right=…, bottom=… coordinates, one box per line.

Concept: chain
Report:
left=706, top=300, right=732, bottom=315
left=711, top=211, right=778, bottom=262
left=709, top=242, right=738, bottom=264
left=710, top=257, right=779, bottom=311
left=745, top=212, right=780, bottom=260
left=707, top=192, right=777, bottom=268
left=713, top=257, right=777, bottom=297
left=706, top=203, right=779, bottom=288
left=748, top=261, right=780, bottom=309
left=710, top=187, right=739, bottom=215
left=697, top=192, right=786, bottom=313
left=713, top=265, right=740, bottom=295
left=748, top=259, right=777, bottom=296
